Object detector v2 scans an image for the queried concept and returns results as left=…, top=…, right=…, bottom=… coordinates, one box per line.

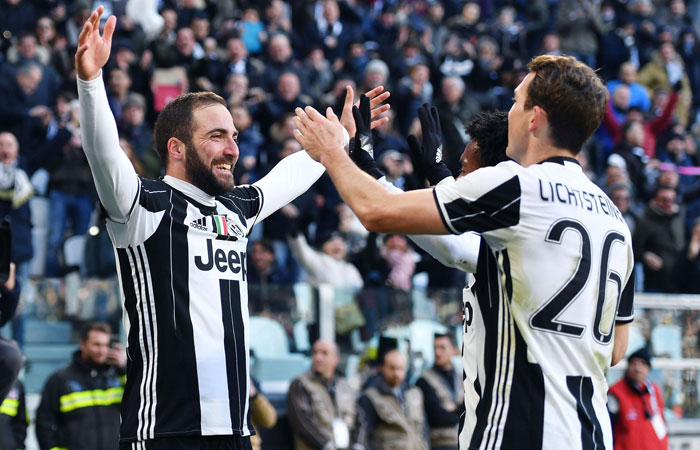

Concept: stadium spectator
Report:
left=118, top=92, right=152, bottom=159
left=609, top=183, right=640, bottom=235
left=287, top=230, right=363, bottom=289
left=634, top=185, right=686, bottom=292
left=416, top=333, right=463, bottom=450
left=287, top=339, right=356, bottom=450
left=597, top=18, right=641, bottom=82
left=435, top=76, right=480, bottom=174
left=249, top=378, right=277, bottom=450
left=36, top=322, right=124, bottom=450
left=678, top=217, right=700, bottom=293
left=44, top=99, right=94, bottom=277
left=555, top=0, right=606, bottom=68
left=602, top=79, right=681, bottom=158
left=260, top=33, right=301, bottom=92
left=638, top=41, right=693, bottom=125
left=608, top=348, right=668, bottom=450
left=608, top=62, right=652, bottom=113
left=0, top=378, right=27, bottom=450
left=353, top=349, right=428, bottom=450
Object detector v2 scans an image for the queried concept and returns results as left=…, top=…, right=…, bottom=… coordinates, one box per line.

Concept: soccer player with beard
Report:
left=75, top=8, right=389, bottom=450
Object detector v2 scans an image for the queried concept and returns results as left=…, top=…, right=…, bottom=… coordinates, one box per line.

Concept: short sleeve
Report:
left=615, top=269, right=634, bottom=324
left=433, top=163, right=522, bottom=236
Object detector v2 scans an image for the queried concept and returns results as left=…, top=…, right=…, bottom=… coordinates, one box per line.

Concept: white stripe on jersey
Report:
left=139, top=246, right=159, bottom=439
left=482, top=267, right=515, bottom=450
left=494, top=272, right=516, bottom=450
left=127, top=246, right=158, bottom=440
left=168, top=191, right=177, bottom=331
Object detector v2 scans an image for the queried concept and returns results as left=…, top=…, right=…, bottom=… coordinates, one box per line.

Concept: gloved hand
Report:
left=349, top=94, right=385, bottom=179
left=407, top=103, right=452, bottom=185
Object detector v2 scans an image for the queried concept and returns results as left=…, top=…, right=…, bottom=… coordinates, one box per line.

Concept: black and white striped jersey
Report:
left=434, top=157, right=634, bottom=450
left=109, top=176, right=262, bottom=442
left=77, top=74, right=326, bottom=444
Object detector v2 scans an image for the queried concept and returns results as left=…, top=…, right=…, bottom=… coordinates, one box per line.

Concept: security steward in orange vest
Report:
left=608, top=348, right=668, bottom=450
left=36, top=322, right=125, bottom=450
left=416, top=333, right=464, bottom=450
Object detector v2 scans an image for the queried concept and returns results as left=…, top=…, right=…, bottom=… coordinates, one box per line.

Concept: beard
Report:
left=184, top=142, right=234, bottom=196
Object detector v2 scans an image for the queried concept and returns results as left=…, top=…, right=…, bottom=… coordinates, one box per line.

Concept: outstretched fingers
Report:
left=103, top=15, right=117, bottom=44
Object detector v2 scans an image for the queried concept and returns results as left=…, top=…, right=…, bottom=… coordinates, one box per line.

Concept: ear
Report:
left=528, top=105, right=547, bottom=133
left=167, top=137, right=185, bottom=162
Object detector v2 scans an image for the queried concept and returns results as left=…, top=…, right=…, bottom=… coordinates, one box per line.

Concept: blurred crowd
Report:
left=1, top=0, right=700, bottom=346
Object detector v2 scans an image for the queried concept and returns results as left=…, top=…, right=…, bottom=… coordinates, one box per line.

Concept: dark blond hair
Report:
left=525, top=55, right=608, bottom=154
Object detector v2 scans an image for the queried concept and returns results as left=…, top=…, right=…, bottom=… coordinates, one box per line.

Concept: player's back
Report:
left=436, top=157, right=634, bottom=450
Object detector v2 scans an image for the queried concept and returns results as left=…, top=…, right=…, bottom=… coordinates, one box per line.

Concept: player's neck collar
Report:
left=163, top=175, right=217, bottom=206
left=536, top=156, right=580, bottom=166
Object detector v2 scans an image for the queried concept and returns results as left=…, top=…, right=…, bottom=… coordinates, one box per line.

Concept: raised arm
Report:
left=251, top=85, right=390, bottom=225
left=76, top=7, right=139, bottom=222
left=294, top=105, right=447, bottom=235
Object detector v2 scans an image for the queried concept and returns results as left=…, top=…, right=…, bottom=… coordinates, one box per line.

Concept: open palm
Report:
left=75, top=6, right=116, bottom=81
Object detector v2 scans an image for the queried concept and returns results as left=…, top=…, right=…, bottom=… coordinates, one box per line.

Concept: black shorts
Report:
left=120, top=435, right=252, bottom=450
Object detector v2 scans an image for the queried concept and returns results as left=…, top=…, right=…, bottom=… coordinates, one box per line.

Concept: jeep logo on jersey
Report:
left=194, top=239, right=247, bottom=280
left=190, top=214, right=245, bottom=237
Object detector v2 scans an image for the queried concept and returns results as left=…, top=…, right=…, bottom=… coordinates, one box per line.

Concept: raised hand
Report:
left=339, top=85, right=391, bottom=139
left=407, top=103, right=451, bottom=185
left=294, top=106, right=346, bottom=163
left=75, top=6, right=116, bottom=81
left=349, top=94, right=384, bottom=179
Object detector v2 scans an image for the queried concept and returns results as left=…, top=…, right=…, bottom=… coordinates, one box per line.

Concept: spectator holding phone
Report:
left=36, top=322, right=125, bottom=450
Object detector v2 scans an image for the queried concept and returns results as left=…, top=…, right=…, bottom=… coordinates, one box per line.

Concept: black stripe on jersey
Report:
left=222, top=186, right=262, bottom=220
left=219, top=280, right=248, bottom=432
left=468, top=242, right=546, bottom=450
left=566, top=376, right=604, bottom=450
left=469, top=242, right=503, bottom=449
left=499, top=248, right=545, bottom=450
left=442, top=176, right=521, bottom=234
left=139, top=179, right=174, bottom=213
left=615, top=269, right=635, bottom=324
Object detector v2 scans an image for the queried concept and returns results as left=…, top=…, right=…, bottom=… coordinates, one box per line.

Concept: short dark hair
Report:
left=253, top=238, right=275, bottom=254
left=526, top=55, right=608, bottom=154
left=464, top=110, right=509, bottom=167
left=80, top=322, right=111, bottom=341
left=434, top=332, right=456, bottom=347
left=153, top=91, right=227, bottom=166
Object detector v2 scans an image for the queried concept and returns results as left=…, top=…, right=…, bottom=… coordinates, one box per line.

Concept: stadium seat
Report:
left=63, top=234, right=87, bottom=273
left=651, top=324, right=682, bottom=359
left=249, top=316, right=290, bottom=358
left=292, top=320, right=310, bottom=353
left=406, top=319, right=449, bottom=368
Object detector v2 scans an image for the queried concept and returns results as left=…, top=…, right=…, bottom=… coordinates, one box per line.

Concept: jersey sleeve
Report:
left=433, top=163, right=522, bottom=237
left=615, top=267, right=634, bottom=324
left=78, top=72, right=140, bottom=223
left=250, top=150, right=325, bottom=226
left=377, top=176, right=481, bottom=272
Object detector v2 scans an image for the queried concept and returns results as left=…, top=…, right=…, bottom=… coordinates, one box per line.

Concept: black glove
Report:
left=672, top=79, right=683, bottom=93
left=350, top=94, right=384, bottom=179
left=407, top=104, right=452, bottom=185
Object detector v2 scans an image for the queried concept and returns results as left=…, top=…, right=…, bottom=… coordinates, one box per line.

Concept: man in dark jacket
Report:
left=633, top=185, right=686, bottom=292
left=0, top=378, right=27, bottom=450
left=416, top=334, right=463, bottom=450
left=36, top=322, right=125, bottom=450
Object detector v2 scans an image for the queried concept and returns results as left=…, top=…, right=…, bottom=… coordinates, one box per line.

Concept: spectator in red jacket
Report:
left=608, top=348, right=668, bottom=450
left=603, top=81, right=681, bottom=158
